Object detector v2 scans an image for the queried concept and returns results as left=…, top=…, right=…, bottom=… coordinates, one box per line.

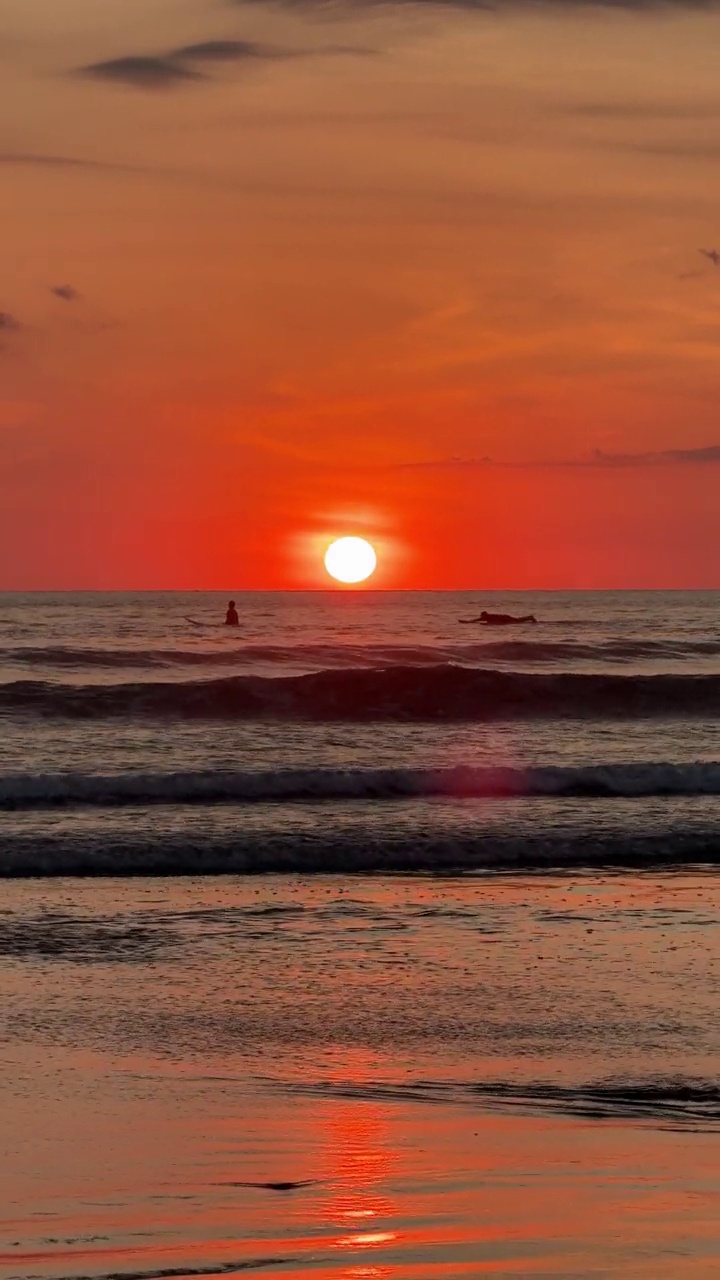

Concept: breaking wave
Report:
left=2, top=761, right=720, bottom=810
left=2, top=665, right=720, bottom=720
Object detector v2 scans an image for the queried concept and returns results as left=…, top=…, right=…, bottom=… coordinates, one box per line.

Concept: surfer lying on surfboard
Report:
left=461, top=610, right=538, bottom=625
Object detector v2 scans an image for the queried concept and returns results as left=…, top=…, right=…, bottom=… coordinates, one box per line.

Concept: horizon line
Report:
left=1, top=586, right=719, bottom=595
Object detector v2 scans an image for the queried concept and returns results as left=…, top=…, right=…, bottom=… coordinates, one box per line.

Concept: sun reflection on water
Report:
left=312, top=1052, right=400, bottom=1276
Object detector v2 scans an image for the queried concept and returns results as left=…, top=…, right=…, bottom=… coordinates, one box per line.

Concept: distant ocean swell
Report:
left=4, top=637, right=720, bottom=669
left=1, top=828, right=719, bottom=877
left=2, top=665, right=720, bottom=719
left=2, top=762, right=720, bottom=810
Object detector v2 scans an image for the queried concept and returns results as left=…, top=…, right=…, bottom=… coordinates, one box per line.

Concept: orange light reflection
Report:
left=313, top=1051, right=400, bottom=1277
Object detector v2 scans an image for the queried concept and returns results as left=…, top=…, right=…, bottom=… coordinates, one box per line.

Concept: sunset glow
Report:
left=3, top=0, right=720, bottom=588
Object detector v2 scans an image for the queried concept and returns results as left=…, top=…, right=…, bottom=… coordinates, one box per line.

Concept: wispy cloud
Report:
left=51, top=285, right=80, bottom=302
left=394, top=444, right=720, bottom=470
left=78, top=37, right=376, bottom=89
left=565, top=100, right=720, bottom=121
left=610, top=139, right=720, bottom=160
left=397, top=454, right=495, bottom=469
left=80, top=56, right=201, bottom=89
left=592, top=444, right=720, bottom=466
left=0, top=312, right=21, bottom=356
left=237, top=0, right=720, bottom=11
left=0, top=152, right=127, bottom=170
left=173, top=40, right=289, bottom=63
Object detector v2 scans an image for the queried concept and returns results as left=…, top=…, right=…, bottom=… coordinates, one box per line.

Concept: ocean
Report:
left=1, top=590, right=718, bottom=1278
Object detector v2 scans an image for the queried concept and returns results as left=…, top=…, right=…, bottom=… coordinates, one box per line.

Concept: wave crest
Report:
left=2, top=828, right=719, bottom=876
left=3, top=665, right=720, bottom=721
left=4, top=636, right=720, bottom=671
left=2, top=761, right=720, bottom=810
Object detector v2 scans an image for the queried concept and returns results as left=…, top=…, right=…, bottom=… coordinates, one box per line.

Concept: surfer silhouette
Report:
left=464, top=610, right=537, bottom=626
left=225, top=600, right=239, bottom=627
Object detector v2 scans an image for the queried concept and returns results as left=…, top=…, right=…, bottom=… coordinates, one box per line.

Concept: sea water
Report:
left=1, top=589, right=720, bottom=872
left=1, top=591, right=718, bottom=1278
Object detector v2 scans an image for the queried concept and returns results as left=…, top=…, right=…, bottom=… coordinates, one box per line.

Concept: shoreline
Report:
left=2, top=1049, right=719, bottom=1279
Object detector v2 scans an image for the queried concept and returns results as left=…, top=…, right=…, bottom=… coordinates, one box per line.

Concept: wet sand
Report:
left=3, top=1044, right=719, bottom=1279
left=1, top=873, right=718, bottom=1279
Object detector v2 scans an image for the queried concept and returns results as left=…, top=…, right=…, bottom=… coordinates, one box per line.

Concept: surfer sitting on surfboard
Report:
left=225, top=600, right=239, bottom=627
left=463, top=610, right=537, bottom=625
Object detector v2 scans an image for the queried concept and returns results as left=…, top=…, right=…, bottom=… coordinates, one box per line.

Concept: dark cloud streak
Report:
left=81, top=56, right=202, bottom=88
left=52, top=285, right=80, bottom=302
left=236, top=0, right=720, bottom=11
left=566, top=100, right=720, bottom=120
left=593, top=444, right=720, bottom=466
left=77, top=36, right=376, bottom=89
left=394, top=445, right=720, bottom=470
left=173, top=39, right=287, bottom=62
left=0, top=152, right=129, bottom=170
left=612, top=139, right=720, bottom=160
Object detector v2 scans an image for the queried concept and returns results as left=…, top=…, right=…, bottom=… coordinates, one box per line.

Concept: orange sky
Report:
left=3, top=0, right=720, bottom=588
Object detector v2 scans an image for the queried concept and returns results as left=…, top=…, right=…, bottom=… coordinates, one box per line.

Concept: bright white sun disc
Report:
left=324, top=536, right=377, bottom=584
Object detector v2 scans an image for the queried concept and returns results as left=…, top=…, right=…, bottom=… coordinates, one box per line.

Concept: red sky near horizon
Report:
left=3, top=0, right=720, bottom=589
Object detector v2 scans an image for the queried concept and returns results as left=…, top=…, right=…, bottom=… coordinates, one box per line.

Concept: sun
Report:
left=324, top=536, right=377, bottom=584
